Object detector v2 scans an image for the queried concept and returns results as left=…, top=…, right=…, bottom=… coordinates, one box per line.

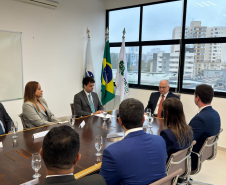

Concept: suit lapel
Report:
left=82, top=91, right=91, bottom=109
left=37, top=103, right=47, bottom=117
left=166, top=91, right=171, bottom=99
left=153, top=92, right=160, bottom=110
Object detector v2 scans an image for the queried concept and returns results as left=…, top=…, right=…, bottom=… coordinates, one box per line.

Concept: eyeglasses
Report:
left=159, top=86, right=168, bottom=89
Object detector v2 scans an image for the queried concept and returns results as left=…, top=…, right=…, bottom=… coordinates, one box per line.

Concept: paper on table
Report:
left=107, top=132, right=124, bottom=138
left=79, top=120, right=85, bottom=128
left=58, top=121, right=68, bottom=124
left=95, top=113, right=115, bottom=119
left=20, top=178, right=39, bottom=185
left=33, top=130, right=49, bottom=139
left=0, top=142, right=3, bottom=148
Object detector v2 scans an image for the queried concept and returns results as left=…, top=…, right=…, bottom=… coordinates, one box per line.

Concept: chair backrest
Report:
left=70, top=103, right=75, bottom=116
left=175, top=93, right=181, bottom=100
left=18, top=113, right=28, bottom=130
left=191, top=128, right=223, bottom=175
left=166, top=140, right=196, bottom=178
left=149, top=169, right=182, bottom=185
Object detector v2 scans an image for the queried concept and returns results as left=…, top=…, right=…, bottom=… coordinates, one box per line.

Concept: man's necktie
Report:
left=157, top=95, right=165, bottom=118
left=0, top=124, right=4, bottom=135
left=89, top=94, right=95, bottom=113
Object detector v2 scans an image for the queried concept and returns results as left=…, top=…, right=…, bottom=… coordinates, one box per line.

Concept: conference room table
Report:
left=0, top=110, right=164, bottom=185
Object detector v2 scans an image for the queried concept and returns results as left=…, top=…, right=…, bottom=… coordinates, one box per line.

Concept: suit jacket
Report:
left=100, top=130, right=167, bottom=185
left=145, top=91, right=179, bottom=117
left=22, top=98, right=59, bottom=128
left=74, top=90, right=104, bottom=117
left=38, top=174, right=106, bottom=185
left=189, top=106, right=221, bottom=170
left=0, top=103, right=13, bottom=134
left=160, top=129, right=192, bottom=162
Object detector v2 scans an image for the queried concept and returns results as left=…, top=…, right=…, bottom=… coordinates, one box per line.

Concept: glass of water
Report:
left=69, top=115, right=75, bottom=127
left=103, top=111, right=107, bottom=121
left=146, top=108, right=151, bottom=117
left=12, top=121, right=18, bottom=138
left=95, top=135, right=103, bottom=156
left=32, top=153, right=41, bottom=178
left=147, top=115, right=153, bottom=128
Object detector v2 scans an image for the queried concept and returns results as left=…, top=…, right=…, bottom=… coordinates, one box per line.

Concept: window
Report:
left=142, top=1, right=182, bottom=41
left=140, top=45, right=180, bottom=87
left=109, top=7, right=140, bottom=42
left=111, top=47, right=139, bottom=84
left=182, top=43, right=226, bottom=92
left=107, top=0, right=226, bottom=96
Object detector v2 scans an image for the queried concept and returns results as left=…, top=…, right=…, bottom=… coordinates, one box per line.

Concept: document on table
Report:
left=33, top=130, right=49, bottom=139
left=95, top=113, right=115, bottom=119
left=107, top=132, right=124, bottom=138
left=79, top=120, right=86, bottom=128
left=20, top=178, right=39, bottom=185
left=58, top=121, right=68, bottom=124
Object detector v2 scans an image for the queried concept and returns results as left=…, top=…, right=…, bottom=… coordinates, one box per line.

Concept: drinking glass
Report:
left=31, top=153, right=41, bottom=178
left=103, top=111, right=107, bottom=121
left=12, top=121, right=18, bottom=138
left=146, top=108, right=151, bottom=117
left=69, top=115, right=75, bottom=127
left=95, top=135, right=103, bottom=156
left=147, top=115, right=153, bottom=128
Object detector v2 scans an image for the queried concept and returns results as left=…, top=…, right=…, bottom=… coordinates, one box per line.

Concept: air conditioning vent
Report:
left=18, top=0, right=60, bottom=9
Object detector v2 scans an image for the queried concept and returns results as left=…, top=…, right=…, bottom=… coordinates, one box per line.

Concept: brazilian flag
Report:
left=101, top=40, right=115, bottom=105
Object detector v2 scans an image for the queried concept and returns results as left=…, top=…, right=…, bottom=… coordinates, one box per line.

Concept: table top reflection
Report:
left=0, top=110, right=164, bottom=185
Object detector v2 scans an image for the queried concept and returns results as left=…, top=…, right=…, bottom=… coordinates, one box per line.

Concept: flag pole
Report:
left=87, top=27, right=90, bottom=38
left=104, top=27, right=109, bottom=111
left=113, top=28, right=126, bottom=110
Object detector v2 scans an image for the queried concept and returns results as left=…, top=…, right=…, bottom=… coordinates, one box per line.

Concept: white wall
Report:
left=0, top=0, right=106, bottom=131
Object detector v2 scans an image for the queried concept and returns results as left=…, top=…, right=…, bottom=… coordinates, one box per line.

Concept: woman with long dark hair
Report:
left=22, top=81, right=58, bottom=128
left=160, top=97, right=193, bottom=161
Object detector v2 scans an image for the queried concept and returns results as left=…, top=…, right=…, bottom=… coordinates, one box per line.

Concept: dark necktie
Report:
left=157, top=95, right=165, bottom=118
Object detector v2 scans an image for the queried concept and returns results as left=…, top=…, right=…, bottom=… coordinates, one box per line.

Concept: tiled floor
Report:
left=190, top=150, right=226, bottom=185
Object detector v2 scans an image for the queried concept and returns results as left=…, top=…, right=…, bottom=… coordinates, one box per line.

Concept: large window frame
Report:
left=106, top=0, right=226, bottom=97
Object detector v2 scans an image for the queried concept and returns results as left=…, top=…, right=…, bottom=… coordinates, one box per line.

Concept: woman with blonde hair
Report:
left=22, top=81, right=58, bottom=128
left=160, top=97, right=193, bottom=161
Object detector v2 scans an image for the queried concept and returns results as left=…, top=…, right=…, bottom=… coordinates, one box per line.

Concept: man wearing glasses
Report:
left=145, top=79, right=179, bottom=118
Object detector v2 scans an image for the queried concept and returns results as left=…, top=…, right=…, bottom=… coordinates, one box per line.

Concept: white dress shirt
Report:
left=46, top=173, right=73, bottom=178
left=197, top=105, right=211, bottom=114
left=153, top=92, right=169, bottom=115
left=84, top=90, right=95, bottom=106
left=0, top=120, right=5, bottom=133
left=124, top=127, right=143, bottom=137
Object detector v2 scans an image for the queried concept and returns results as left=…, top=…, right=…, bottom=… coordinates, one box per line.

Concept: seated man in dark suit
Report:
left=145, top=79, right=179, bottom=118
left=189, top=84, right=221, bottom=170
left=100, top=98, right=167, bottom=185
left=39, top=125, right=106, bottom=185
left=74, top=77, right=104, bottom=117
left=0, top=103, right=13, bottom=135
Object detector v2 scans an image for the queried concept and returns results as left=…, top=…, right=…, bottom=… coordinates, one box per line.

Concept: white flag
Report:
left=115, top=40, right=129, bottom=102
left=85, top=37, right=96, bottom=91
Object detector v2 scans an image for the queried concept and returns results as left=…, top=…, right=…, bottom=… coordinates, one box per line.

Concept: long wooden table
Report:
left=0, top=110, right=164, bottom=185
